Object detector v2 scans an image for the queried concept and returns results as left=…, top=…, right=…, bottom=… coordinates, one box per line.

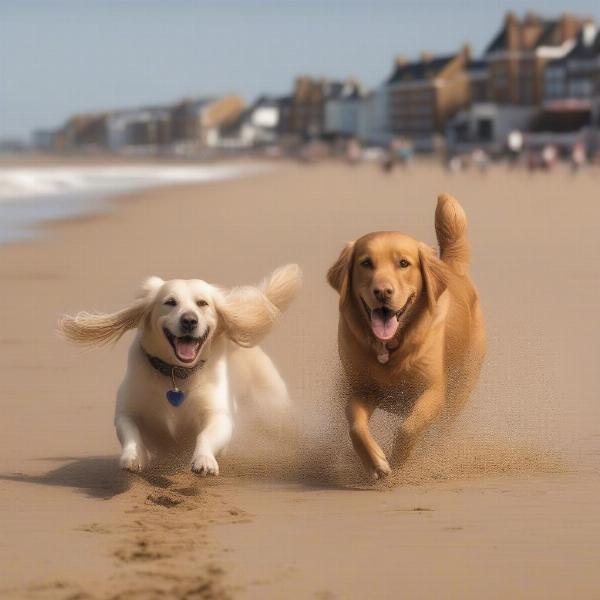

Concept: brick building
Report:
left=485, top=12, right=591, bottom=106
left=385, top=46, right=472, bottom=142
left=288, top=77, right=359, bottom=138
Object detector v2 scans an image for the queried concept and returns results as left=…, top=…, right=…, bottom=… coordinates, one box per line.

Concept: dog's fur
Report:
left=60, top=264, right=301, bottom=475
left=327, top=194, right=485, bottom=479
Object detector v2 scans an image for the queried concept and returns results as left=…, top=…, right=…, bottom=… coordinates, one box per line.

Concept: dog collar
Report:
left=142, top=349, right=205, bottom=379
left=141, top=346, right=205, bottom=407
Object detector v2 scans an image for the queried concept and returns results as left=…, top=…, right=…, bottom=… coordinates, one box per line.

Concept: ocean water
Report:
left=0, top=164, right=266, bottom=244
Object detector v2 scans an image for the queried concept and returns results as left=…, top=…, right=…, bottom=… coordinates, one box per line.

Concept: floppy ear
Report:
left=418, top=245, right=450, bottom=313
left=326, top=241, right=355, bottom=303
left=134, top=276, right=164, bottom=300
left=215, top=286, right=280, bottom=348
left=59, top=276, right=164, bottom=346
left=215, top=264, right=300, bottom=348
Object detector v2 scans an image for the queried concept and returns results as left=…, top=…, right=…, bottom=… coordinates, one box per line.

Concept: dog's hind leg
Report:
left=228, top=345, right=293, bottom=437
left=115, top=415, right=147, bottom=472
left=390, top=384, right=445, bottom=466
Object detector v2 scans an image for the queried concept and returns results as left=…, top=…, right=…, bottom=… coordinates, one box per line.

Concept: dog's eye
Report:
left=398, top=259, right=410, bottom=268
left=164, top=298, right=177, bottom=306
left=196, top=299, right=208, bottom=307
left=360, top=258, right=374, bottom=269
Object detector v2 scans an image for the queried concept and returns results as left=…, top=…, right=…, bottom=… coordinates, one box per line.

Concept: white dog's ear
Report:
left=135, top=276, right=164, bottom=300
left=59, top=277, right=163, bottom=347
left=215, top=264, right=301, bottom=348
left=260, top=264, right=302, bottom=312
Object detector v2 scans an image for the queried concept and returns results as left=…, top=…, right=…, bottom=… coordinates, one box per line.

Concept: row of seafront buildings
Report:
left=34, top=12, right=600, bottom=156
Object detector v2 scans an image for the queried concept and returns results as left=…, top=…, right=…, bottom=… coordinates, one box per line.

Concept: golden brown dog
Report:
left=327, top=194, right=485, bottom=479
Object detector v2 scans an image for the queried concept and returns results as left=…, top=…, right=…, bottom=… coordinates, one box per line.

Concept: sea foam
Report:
left=0, top=163, right=268, bottom=201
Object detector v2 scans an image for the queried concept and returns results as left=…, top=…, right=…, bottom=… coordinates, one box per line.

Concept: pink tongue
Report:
left=175, top=338, right=199, bottom=361
left=371, top=310, right=399, bottom=340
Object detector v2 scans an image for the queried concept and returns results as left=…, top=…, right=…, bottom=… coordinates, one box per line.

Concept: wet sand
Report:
left=0, top=161, right=599, bottom=598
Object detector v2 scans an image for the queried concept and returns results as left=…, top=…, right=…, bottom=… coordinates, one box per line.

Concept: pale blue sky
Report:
left=1, top=0, right=600, bottom=140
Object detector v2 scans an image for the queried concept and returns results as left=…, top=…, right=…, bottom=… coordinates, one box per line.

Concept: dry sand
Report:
left=0, top=161, right=599, bottom=599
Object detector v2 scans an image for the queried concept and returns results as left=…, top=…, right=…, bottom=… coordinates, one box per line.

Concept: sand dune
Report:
left=0, top=161, right=599, bottom=599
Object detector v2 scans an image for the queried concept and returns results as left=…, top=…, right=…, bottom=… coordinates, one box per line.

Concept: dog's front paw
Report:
left=119, top=447, right=144, bottom=472
left=191, top=454, right=219, bottom=477
left=370, top=457, right=391, bottom=480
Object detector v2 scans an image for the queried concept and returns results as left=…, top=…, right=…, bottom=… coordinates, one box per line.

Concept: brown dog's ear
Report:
left=326, top=241, right=355, bottom=301
left=418, top=244, right=450, bottom=312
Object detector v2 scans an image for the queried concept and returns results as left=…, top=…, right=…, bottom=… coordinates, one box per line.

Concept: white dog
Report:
left=60, top=264, right=301, bottom=476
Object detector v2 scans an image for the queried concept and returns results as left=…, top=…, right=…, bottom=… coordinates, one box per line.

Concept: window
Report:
left=569, top=78, right=593, bottom=99
left=476, top=118, right=493, bottom=141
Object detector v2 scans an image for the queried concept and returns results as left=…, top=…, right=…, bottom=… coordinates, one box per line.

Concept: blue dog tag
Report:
left=166, top=388, right=185, bottom=407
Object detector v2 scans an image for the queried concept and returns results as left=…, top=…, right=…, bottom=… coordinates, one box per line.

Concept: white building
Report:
left=447, top=103, right=534, bottom=150
left=106, top=107, right=171, bottom=152
left=324, top=80, right=390, bottom=145
left=214, top=96, right=291, bottom=148
left=324, top=81, right=364, bottom=138
left=356, top=84, right=391, bottom=145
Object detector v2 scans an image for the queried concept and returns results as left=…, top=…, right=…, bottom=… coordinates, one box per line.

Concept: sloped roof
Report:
left=485, top=15, right=590, bottom=54
left=562, top=26, right=600, bottom=61
left=485, top=17, right=561, bottom=54
left=467, top=59, right=488, bottom=71
left=219, top=95, right=289, bottom=135
left=536, top=20, right=563, bottom=46
left=386, top=54, right=456, bottom=84
left=322, top=81, right=363, bottom=100
left=545, top=25, right=600, bottom=67
left=485, top=28, right=507, bottom=54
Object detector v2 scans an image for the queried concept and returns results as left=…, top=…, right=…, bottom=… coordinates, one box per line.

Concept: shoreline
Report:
left=0, top=160, right=273, bottom=244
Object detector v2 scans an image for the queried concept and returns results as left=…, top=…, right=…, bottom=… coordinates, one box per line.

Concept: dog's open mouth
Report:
left=163, top=327, right=209, bottom=363
left=361, top=295, right=415, bottom=341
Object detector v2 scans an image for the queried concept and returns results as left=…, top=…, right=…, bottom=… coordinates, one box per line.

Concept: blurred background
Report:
left=1, top=0, right=600, bottom=162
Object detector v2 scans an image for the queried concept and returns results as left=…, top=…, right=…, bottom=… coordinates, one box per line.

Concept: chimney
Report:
left=394, top=55, right=408, bottom=67
left=524, top=11, right=541, bottom=26
left=505, top=11, right=520, bottom=51
left=582, top=22, right=598, bottom=47
left=461, top=43, right=472, bottom=62
left=558, top=13, right=578, bottom=42
left=420, top=51, right=434, bottom=63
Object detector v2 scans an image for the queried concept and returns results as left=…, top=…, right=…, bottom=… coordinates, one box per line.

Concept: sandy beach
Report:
left=1, top=160, right=599, bottom=599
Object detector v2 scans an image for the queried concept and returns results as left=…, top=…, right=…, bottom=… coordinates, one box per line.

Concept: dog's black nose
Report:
left=180, top=312, right=198, bottom=333
left=373, top=285, right=394, bottom=304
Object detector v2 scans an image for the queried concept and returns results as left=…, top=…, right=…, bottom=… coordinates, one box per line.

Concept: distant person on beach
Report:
left=472, top=148, right=489, bottom=174
left=526, top=149, right=541, bottom=172
left=396, top=137, right=413, bottom=167
left=381, top=138, right=398, bottom=173
left=381, top=151, right=394, bottom=173
left=570, top=141, right=586, bottom=173
left=447, top=154, right=464, bottom=173
left=345, top=138, right=362, bottom=165
left=542, top=144, right=558, bottom=171
left=381, top=137, right=413, bottom=173
left=507, top=130, right=523, bottom=167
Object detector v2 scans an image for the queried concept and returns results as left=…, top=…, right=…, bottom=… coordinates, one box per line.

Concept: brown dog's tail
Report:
left=435, top=193, right=470, bottom=276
